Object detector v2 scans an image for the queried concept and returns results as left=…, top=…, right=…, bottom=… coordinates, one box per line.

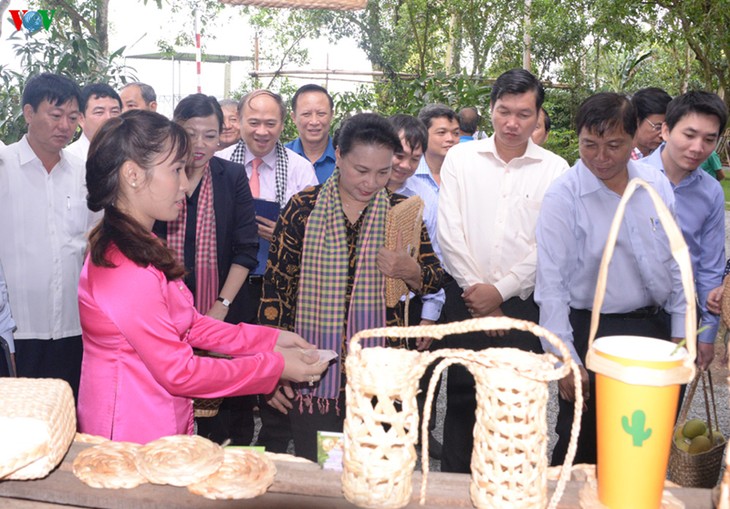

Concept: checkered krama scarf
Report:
left=295, top=169, right=388, bottom=400
left=229, top=139, right=289, bottom=209
left=167, top=164, right=218, bottom=314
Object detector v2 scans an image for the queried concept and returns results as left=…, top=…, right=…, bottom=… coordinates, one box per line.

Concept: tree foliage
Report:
left=2, top=0, right=730, bottom=156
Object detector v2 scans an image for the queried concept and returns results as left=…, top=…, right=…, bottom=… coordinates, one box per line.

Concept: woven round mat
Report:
left=73, top=441, right=147, bottom=489
left=134, top=435, right=224, bottom=487
left=187, top=449, right=276, bottom=500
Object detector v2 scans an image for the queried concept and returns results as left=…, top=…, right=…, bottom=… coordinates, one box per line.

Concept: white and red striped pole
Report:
left=194, top=6, right=202, bottom=93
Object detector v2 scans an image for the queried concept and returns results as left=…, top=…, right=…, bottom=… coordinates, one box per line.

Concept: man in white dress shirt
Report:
left=437, top=68, right=569, bottom=472
left=0, top=73, right=97, bottom=398
left=66, top=83, right=122, bottom=160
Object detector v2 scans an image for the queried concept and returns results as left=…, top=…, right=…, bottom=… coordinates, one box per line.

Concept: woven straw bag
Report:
left=668, top=371, right=726, bottom=488
left=0, top=378, right=76, bottom=480
left=192, top=349, right=230, bottom=418
left=384, top=195, right=424, bottom=309
left=219, top=0, right=366, bottom=10
left=342, top=317, right=583, bottom=509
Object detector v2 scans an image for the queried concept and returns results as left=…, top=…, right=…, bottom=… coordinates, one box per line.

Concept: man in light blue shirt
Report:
left=285, top=84, right=336, bottom=183
left=641, top=91, right=727, bottom=370
left=387, top=115, right=445, bottom=339
left=413, top=104, right=460, bottom=193
left=536, top=92, right=686, bottom=466
left=0, top=259, right=16, bottom=376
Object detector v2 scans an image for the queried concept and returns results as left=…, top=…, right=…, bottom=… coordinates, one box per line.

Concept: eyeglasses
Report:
left=645, top=119, right=664, bottom=132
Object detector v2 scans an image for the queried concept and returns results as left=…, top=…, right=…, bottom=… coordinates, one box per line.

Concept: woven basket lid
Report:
left=219, top=0, right=366, bottom=10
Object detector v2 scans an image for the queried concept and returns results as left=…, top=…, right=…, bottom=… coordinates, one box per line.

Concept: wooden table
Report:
left=0, top=443, right=715, bottom=508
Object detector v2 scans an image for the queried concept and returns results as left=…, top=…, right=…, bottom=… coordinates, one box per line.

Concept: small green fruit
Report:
left=683, top=418, right=707, bottom=439
left=711, top=430, right=726, bottom=445
left=688, top=435, right=712, bottom=454
left=674, top=435, right=690, bottom=452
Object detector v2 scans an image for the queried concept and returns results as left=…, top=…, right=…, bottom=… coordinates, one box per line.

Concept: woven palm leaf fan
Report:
left=219, top=0, right=366, bottom=10
left=384, top=195, right=424, bottom=311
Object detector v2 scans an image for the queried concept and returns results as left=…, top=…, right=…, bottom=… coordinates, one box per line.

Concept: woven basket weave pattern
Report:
left=470, top=353, right=551, bottom=508
left=342, top=347, right=426, bottom=508
left=0, top=378, right=76, bottom=480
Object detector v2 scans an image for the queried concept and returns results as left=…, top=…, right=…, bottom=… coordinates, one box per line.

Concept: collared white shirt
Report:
left=242, top=146, right=318, bottom=205
left=65, top=133, right=91, bottom=160
left=0, top=136, right=98, bottom=340
left=438, top=136, right=569, bottom=300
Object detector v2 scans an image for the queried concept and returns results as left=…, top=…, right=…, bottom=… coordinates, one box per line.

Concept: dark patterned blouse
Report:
left=258, top=185, right=445, bottom=354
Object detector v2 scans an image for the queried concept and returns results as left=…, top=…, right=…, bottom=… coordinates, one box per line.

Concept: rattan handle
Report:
left=350, top=316, right=574, bottom=374
left=585, top=178, right=697, bottom=384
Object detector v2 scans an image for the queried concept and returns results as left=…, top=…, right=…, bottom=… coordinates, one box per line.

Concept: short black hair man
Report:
left=437, top=69, right=569, bottom=472
left=415, top=104, right=460, bottom=192
left=67, top=83, right=122, bottom=159
left=630, top=87, right=672, bottom=159
left=0, top=73, right=98, bottom=399
left=536, top=92, right=685, bottom=465
left=642, top=90, right=727, bottom=370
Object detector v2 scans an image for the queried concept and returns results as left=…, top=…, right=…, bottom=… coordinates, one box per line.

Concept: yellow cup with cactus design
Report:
left=592, top=335, right=686, bottom=509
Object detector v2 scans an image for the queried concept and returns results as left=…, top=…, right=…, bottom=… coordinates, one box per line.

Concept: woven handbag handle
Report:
left=584, top=178, right=696, bottom=385
left=350, top=315, right=573, bottom=373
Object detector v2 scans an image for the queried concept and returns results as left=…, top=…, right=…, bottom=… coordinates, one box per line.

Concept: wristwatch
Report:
left=216, top=296, right=231, bottom=308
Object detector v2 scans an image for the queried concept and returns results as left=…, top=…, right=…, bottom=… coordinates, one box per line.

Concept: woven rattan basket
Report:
left=192, top=349, right=230, bottom=418
left=194, top=397, right=224, bottom=418
left=384, top=195, right=424, bottom=309
left=219, top=0, right=366, bottom=10
left=0, top=378, right=76, bottom=480
left=342, top=317, right=583, bottom=509
left=668, top=372, right=726, bottom=488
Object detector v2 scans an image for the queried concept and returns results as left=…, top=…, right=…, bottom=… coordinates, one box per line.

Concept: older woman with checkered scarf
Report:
left=258, top=113, right=445, bottom=461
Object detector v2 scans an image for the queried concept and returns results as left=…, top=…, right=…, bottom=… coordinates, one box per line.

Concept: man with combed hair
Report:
left=415, top=104, right=460, bottom=192
left=642, top=91, right=727, bottom=370
left=536, top=92, right=685, bottom=465
left=119, top=82, right=158, bottom=112
left=630, top=87, right=672, bottom=159
left=0, top=73, right=98, bottom=398
left=66, top=83, right=122, bottom=159
left=285, top=84, right=336, bottom=183
left=437, top=69, right=569, bottom=472
left=457, top=106, right=480, bottom=142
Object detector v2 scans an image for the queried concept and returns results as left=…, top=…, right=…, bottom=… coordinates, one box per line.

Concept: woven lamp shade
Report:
left=219, top=0, right=366, bottom=10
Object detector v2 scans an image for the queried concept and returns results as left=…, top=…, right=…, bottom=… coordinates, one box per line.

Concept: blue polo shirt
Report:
left=285, top=136, right=336, bottom=183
